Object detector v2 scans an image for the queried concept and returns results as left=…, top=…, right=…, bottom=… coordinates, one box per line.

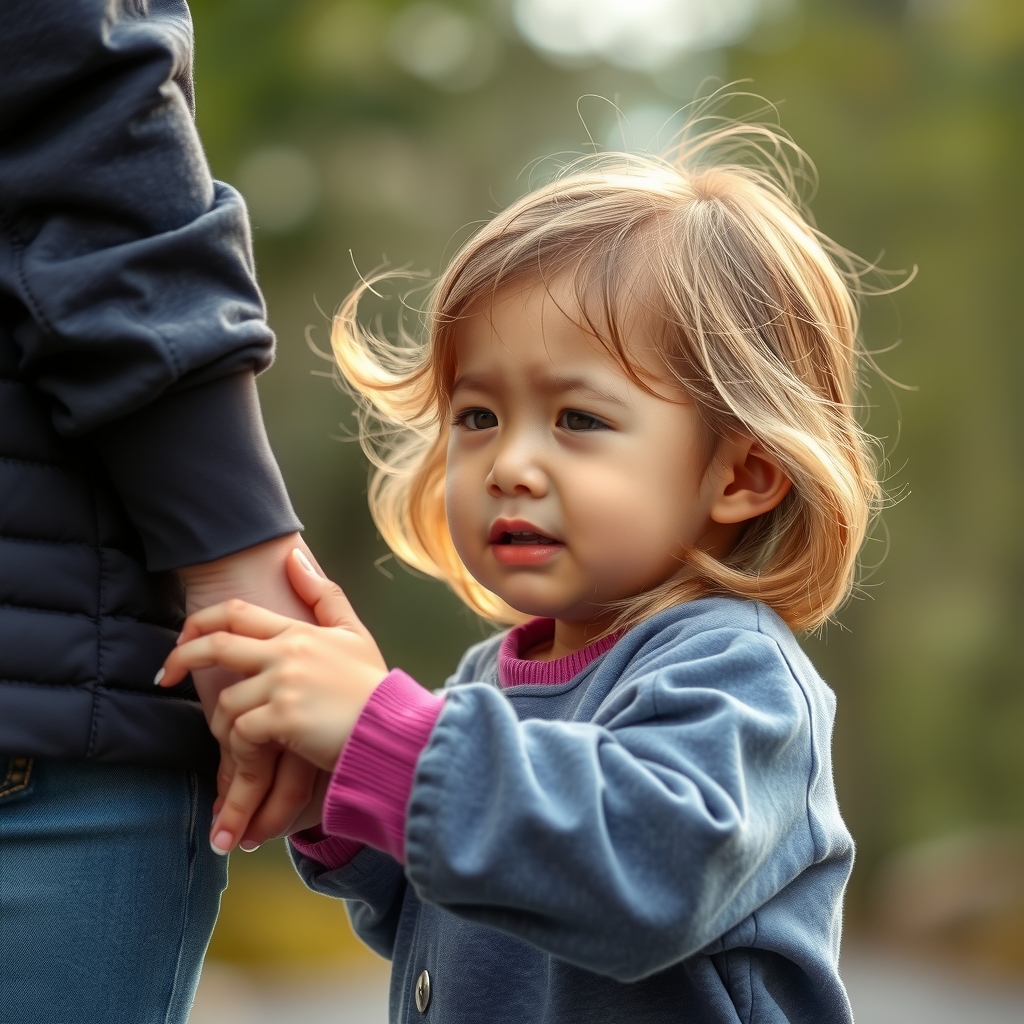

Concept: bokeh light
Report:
left=388, top=2, right=499, bottom=89
left=513, top=0, right=775, bottom=69
left=237, top=146, right=320, bottom=233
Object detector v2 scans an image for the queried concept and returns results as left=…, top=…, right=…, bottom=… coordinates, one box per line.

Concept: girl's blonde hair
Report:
left=332, top=119, right=885, bottom=634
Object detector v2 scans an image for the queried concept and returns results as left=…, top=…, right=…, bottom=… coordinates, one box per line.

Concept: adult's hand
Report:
left=178, top=532, right=330, bottom=846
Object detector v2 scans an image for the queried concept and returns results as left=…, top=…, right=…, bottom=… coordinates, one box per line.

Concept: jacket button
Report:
left=414, top=969, right=431, bottom=1013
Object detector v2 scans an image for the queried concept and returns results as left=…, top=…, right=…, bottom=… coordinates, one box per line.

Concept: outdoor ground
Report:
left=189, top=944, right=1024, bottom=1023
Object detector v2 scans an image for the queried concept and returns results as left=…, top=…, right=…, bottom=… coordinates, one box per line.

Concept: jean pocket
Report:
left=0, top=756, right=34, bottom=803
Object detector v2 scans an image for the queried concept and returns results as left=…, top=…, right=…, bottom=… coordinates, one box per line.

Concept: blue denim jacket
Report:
left=293, top=598, right=855, bottom=1024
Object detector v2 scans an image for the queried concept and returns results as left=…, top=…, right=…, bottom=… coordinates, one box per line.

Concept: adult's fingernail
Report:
left=294, top=548, right=316, bottom=574
left=153, top=668, right=165, bottom=686
left=239, top=841, right=260, bottom=853
left=210, top=830, right=233, bottom=855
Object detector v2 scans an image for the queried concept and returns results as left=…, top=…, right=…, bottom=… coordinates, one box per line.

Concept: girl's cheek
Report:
left=444, top=487, right=481, bottom=563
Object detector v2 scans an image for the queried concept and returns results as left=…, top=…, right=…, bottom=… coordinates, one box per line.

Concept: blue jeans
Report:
left=0, top=756, right=228, bottom=1023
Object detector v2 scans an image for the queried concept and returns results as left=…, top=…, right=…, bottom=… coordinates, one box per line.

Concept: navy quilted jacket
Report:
left=0, top=0, right=301, bottom=771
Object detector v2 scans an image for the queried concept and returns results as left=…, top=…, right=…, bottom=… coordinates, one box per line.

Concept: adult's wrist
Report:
left=179, top=531, right=313, bottom=617
left=93, top=373, right=302, bottom=571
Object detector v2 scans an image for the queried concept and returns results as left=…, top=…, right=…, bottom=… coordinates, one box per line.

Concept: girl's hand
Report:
left=159, top=550, right=388, bottom=852
left=178, top=535, right=328, bottom=852
left=212, top=752, right=331, bottom=851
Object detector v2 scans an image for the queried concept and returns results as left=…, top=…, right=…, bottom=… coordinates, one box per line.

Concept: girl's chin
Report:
left=485, top=584, right=595, bottom=624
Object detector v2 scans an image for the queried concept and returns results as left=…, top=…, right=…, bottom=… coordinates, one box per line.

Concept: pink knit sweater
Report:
left=290, top=619, right=618, bottom=868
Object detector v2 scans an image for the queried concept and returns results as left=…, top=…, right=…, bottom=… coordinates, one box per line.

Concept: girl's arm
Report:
left=289, top=842, right=410, bottom=961
left=296, top=608, right=837, bottom=983
left=161, top=567, right=837, bottom=983
left=399, top=653, right=830, bottom=982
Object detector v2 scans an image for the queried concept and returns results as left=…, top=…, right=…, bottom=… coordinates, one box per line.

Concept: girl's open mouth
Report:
left=497, top=530, right=557, bottom=545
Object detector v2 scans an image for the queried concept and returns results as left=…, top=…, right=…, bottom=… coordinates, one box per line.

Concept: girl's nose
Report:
left=485, top=435, right=548, bottom=498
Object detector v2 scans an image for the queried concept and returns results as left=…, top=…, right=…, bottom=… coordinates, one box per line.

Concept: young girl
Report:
left=161, top=121, right=879, bottom=1023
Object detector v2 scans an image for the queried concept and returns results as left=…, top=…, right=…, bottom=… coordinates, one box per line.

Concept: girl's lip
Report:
left=488, top=518, right=560, bottom=544
left=491, top=542, right=563, bottom=566
left=488, top=518, right=564, bottom=566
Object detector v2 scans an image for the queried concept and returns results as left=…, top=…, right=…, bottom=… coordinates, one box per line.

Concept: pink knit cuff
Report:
left=321, top=668, right=445, bottom=864
left=289, top=825, right=364, bottom=869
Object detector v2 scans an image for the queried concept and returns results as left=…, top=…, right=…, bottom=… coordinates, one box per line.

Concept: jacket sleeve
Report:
left=404, top=629, right=823, bottom=982
left=290, top=843, right=409, bottom=961
left=0, top=0, right=301, bottom=569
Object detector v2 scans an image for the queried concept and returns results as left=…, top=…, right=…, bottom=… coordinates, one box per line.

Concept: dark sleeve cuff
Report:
left=92, top=372, right=302, bottom=570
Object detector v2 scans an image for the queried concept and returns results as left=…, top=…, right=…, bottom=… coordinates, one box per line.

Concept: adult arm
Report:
left=0, top=0, right=322, bottom=833
left=0, top=0, right=301, bottom=566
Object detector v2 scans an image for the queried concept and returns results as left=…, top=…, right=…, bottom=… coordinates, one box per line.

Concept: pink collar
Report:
left=498, top=618, right=619, bottom=689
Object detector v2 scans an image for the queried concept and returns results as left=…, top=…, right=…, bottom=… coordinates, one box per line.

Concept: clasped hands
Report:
left=162, top=549, right=388, bottom=853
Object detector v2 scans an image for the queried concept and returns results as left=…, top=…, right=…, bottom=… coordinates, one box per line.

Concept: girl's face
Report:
left=445, top=279, right=740, bottom=636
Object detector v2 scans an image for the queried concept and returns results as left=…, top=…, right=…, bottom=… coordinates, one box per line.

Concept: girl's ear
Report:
left=709, top=437, right=792, bottom=525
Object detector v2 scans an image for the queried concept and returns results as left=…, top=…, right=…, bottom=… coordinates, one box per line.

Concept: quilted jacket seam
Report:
left=0, top=602, right=166, bottom=623
left=0, top=677, right=186, bottom=696
left=0, top=454, right=69, bottom=470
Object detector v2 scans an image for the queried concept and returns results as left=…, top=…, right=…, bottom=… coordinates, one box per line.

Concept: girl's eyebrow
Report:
left=543, top=374, right=628, bottom=407
left=450, top=370, right=496, bottom=395
left=451, top=370, right=628, bottom=408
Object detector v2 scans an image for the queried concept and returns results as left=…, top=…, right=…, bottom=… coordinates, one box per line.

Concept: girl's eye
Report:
left=558, top=410, right=608, bottom=431
left=456, top=409, right=498, bottom=431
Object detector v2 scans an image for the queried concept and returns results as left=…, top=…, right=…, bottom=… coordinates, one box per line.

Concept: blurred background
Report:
left=183, top=0, right=1024, bottom=1019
